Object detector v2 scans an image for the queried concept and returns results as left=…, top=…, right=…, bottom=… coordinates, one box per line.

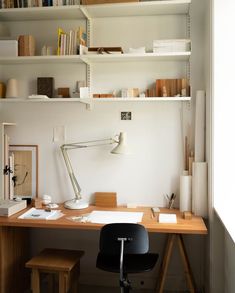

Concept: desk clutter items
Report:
left=0, top=199, right=27, bottom=217
left=37, top=77, right=54, bottom=98
left=158, top=213, right=177, bottom=224
left=94, top=192, right=117, bottom=207
left=26, top=248, right=84, bottom=293
left=18, top=35, right=35, bottom=56
left=18, top=207, right=63, bottom=220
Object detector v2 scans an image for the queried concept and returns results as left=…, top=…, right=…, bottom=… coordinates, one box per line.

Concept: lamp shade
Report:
left=111, top=132, right=129, bottom=155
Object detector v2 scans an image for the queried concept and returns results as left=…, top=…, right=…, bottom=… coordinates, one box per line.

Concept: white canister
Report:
left=6, top=78, right=19, bottom=98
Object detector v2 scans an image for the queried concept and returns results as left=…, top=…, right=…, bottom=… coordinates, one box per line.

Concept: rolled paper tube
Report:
left=180, top=174, right=192, bottom=212
left=195, top=90, right=206, bottom=162
left=192, top=162, right=208, bottom=218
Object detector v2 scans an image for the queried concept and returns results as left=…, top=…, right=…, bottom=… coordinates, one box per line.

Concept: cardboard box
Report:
left=0, top=40, right=18, bottom=57
left=82, top=0, right=138, bottom=5
left=0, top=200, right=27, bottom=217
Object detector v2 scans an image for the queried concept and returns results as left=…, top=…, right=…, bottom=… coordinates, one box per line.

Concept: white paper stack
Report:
left=153, top=39, right=191, bottom=53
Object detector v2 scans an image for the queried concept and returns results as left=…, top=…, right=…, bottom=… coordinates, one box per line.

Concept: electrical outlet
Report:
left=121, top=111, right=132, bottom=120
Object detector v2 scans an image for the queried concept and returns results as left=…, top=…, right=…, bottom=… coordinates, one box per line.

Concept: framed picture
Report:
left=9, top=145, right=38, bottom=199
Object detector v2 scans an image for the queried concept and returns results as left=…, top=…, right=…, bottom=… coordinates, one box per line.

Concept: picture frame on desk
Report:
left=9, top=145, right=38, bottom=199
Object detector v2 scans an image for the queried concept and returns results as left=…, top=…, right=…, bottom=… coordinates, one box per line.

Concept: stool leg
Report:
left=71, top=266, right=80, bottom=293
left=59, top=272, right=69, bottom=293
left=31, top=269, right=40, bottom=293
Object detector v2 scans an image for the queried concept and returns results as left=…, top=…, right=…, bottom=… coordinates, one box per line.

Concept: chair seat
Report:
left=96, top=252, right=158, bottom=274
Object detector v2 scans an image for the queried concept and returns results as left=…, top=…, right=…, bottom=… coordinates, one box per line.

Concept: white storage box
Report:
left=0, top=200, right=27, bottom=217
left=0, top=40, right=18, bottom=57
left=153, top=39, right=191, bottom=53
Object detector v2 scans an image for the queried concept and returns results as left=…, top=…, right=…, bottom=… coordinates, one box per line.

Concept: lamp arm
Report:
left=61, top=146, right=82, bottom=200
left=60, top=137, right=117, bottom=200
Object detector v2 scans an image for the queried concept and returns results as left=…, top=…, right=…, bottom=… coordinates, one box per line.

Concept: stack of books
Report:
left=153, top=39, right=191, bottom=53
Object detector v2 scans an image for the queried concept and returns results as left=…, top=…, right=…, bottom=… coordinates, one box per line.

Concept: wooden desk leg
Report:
left=156, top=234, right=175, bottom=293
left=177, top=234, right=196, bottom=293
left=59, top=271, right=69, bottom=293
left=31, top=269, right=40, bottom=293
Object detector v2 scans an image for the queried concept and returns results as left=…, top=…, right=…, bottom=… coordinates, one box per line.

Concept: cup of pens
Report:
left=165, top=193, right=176, bottom=209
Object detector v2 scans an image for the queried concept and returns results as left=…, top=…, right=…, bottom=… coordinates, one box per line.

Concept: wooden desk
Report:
left=0, top=206, right=207, bottom=293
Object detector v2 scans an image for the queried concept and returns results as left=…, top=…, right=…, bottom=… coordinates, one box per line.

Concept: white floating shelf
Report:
left=82, top=0, right=191, bottom=18
left=0, top=98, right=92, bottom=104
left=0, top=55, right=83, bottom=65
left=0, top=0, right=191, bottom=21
left=0, top=5, right=85, bottom=21
left=81, top=52, right=191, bottom=64
left=93, top=97, right=191, bottom=102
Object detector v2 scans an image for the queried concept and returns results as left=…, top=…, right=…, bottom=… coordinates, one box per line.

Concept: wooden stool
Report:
left=26, top=248, right=84, bottom=293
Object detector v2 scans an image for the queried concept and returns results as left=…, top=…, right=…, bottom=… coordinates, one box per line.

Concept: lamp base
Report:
left=64, top=199, right=89, bottom=210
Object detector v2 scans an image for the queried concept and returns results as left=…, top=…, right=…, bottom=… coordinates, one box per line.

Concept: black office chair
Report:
left=96, top=223, right=159, bottom=293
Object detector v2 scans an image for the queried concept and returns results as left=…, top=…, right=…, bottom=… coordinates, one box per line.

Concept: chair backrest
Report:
left=99, top=223, right=149, bottom=254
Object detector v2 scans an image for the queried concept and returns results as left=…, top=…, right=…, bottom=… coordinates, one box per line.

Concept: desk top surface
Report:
left=0, top=205, right=207, bottom=235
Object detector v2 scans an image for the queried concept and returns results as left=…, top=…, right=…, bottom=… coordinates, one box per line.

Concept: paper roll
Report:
left=180, top=174, right=192, bottom=212
left=195, top=90, right=206, bottom=162
left=192, top=162, right=208, bottom=218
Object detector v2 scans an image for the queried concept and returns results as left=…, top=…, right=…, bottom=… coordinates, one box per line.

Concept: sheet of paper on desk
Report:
left=159, top=213, right=177, bottom=224
left=18, top=208, right=63, bottom=220
left=87, top=211, right=143, bottom=224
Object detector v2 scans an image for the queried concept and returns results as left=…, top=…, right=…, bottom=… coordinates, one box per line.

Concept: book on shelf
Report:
left=0, top=0, right=79, bottom=8
left=57, top=27, right=87, bottom=56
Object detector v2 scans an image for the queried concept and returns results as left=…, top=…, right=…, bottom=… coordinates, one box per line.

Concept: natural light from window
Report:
left=213, top=0, right=235, bottom=242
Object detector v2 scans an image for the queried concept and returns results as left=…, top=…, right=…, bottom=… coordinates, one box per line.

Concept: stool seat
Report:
left=26, top=248, right=84, bottom=293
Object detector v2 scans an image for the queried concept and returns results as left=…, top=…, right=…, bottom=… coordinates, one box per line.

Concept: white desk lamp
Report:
left=60, top=132, right=128, bottom=210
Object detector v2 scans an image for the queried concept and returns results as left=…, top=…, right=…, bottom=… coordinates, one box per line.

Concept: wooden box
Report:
left=82, top=0, right=138, bottom=5
left=18, top=35, right=35, bottom=56
left=37, top=77, right=54, bottom=98
left=95, top=192, right=117, bottom=207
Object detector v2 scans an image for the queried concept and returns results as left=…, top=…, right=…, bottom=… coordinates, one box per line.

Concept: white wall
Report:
left=0, top=0, right=207, bottom=290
